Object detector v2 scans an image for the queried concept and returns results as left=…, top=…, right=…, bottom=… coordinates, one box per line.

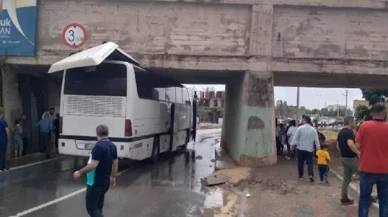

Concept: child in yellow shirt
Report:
left=316, top=144, right=331, bottom=183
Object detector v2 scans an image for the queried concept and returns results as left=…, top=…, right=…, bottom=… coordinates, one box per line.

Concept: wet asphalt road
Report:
left=1, top=129, right=221, bottom=217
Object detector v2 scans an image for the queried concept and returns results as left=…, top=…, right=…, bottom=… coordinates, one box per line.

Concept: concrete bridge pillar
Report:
left=1, top=65, right=23, bottom=159
left=221, top=71, right=276, bottom=167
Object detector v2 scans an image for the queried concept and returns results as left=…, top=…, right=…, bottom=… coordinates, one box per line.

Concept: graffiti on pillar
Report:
left=0, top=0, right=37, bottom=56
left=247, top=116, right=265, bottom=130
left=246, top=73, right=273, bottom=107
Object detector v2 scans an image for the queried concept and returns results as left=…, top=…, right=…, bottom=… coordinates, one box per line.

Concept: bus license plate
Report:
left=85, top=144, right=95, bottom=150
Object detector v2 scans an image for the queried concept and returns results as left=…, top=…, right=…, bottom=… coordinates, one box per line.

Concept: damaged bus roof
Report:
left=48, top=42, right=140, bottom=73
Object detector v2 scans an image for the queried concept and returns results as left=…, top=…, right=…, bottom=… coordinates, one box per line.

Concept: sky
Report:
left=185, top=85, right=364, bottom=110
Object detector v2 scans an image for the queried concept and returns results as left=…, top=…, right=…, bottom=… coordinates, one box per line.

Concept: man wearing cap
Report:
left=356, top=104, right=388, bottom=217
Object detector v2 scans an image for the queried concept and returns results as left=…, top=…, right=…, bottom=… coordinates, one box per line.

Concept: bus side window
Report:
left=135, top=68, right=161, bottom=100
left=166, top=87, right=176, bottom=103
left=183, top=88, right=191, bottom=105
left=155, top=88, right=166, bottom=101
left=175, top=87, right=183, bottom=104
left=137, top=85, right=153, bottom=99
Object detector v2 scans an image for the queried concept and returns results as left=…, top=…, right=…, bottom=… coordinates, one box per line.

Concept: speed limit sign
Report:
left=62, top=23, right=87, bottom=48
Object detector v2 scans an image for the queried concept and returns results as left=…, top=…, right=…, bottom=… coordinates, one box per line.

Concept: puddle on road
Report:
left=199, top=136, right=214, bottom=143
left=204, top=188, right=224, bottom=209
left=196, top=155, right=203, bottom=160
left=144, top=129, right=222, bottom=195
left=203, top=187, right=239, bottom=217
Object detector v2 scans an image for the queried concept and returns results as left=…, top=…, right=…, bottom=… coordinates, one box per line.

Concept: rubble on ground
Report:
left=201, top=174, right=228, bottom=186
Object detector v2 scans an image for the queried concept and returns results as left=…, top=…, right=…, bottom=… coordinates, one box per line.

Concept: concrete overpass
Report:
left=4, top=0, right=388, bottom=166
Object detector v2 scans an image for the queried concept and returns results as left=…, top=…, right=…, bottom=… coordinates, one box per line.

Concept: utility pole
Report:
left=343, top=90, right=349, bottom=116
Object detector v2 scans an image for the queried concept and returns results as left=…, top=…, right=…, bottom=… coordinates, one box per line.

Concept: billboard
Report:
left=0, top=0, right=37, bottom=57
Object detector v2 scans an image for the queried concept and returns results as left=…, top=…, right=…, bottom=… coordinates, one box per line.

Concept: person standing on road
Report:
left=36, top=113, right=53, bottom=158
left=275, top=119, right=282, bottom=156
left=298, top=115, right=305, bottom=127
left=20, top=114, right=29, bottom=155
left=291, top=115, right=320, bottom=182
left=286, top=120, right=297, bottom=160
left=316, top=144, right=330, bottom=184
left=42, top=107, right=55, bottom=120
left=0, top=108, right=10, bottom=171
left=279, top=123, right=286, bottom=155
left=337, top=116, right=360, bottom=205
left=13, top=118, right=24, bottom=158
left=73, top=124, right=119, bottom=217
left=356, top=104, right=388, bottom=217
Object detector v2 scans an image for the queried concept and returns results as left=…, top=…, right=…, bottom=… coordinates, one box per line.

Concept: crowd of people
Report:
left=0, top=107, right=61, bottom=171
left=276, top=116, right=325, bottom=161
left=280, top=103, right=388, bottom=217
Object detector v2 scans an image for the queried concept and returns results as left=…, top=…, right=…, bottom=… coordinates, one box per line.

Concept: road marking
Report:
left=11, top=156, right=67, bottom=171
left=9, top=168, right=130, bottom=217
left=330, top=168, right=379, bottom=209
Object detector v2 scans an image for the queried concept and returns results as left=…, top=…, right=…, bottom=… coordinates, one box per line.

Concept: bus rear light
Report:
left=125, top=119, right=132, bottom=137
left=59, top=116, right=63, bottom=134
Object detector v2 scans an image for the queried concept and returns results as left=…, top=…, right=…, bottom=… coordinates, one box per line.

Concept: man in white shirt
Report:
left=291, top=116, right=320, bottom=182
left=286, top=120, right=297, bottom=160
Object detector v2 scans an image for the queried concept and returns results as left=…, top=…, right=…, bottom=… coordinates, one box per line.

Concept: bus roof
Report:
left=48, top=42, right=140, bottom=73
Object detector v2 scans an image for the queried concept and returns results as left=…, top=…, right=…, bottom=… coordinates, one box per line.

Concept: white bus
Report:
left=48, top=42, right=196, bottom=161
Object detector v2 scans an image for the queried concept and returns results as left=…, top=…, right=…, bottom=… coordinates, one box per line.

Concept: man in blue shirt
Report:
left=73, top=124, right=118, bottom=217
left=0, top=108, right=9, bottom=171
left=291, top=115, right=320, bottom=182
left=36, top=113, right=53, bottom=158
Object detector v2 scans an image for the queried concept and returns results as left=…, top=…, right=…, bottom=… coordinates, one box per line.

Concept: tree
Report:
left=320, top=108, right=329, bottom=116
left=355, top=105, right=370, bottom=122
left=361, top=89, right=388, bottom=105
left=275, top=100, right=301, bottom=118
left=346, top=109, right=354, bottom=116
left=300, top=106, right=307, bottom=115
left=311, top=109, right=319, bottom=114
left=276, top=100, right=284, bottom=116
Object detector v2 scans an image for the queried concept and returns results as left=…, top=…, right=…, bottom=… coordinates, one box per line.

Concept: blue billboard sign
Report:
left=0, top=0, right=37, bottom=57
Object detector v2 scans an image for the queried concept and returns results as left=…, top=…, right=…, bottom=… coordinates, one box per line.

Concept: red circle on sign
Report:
left=62, top=23, right=87, bottom=49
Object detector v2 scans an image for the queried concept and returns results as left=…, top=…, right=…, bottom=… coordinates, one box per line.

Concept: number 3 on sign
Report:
left=62, top=23, right=87, bottom=49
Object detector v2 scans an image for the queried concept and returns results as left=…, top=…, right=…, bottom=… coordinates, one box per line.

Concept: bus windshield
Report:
left=64, top=63, right=127, bottom=96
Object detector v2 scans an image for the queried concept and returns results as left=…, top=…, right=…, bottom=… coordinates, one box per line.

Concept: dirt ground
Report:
left=212, top=158, right=379, bottom=217
left=199, top=123, right=222, bottom=130
left=203, top=129, right=379, bottom=217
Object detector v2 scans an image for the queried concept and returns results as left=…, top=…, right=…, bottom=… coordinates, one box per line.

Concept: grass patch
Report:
left=320, top=129, right=339, bottom=141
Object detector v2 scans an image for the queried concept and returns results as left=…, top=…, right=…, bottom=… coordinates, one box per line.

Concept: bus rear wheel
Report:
left=151, top=137, right=160, bottom=162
